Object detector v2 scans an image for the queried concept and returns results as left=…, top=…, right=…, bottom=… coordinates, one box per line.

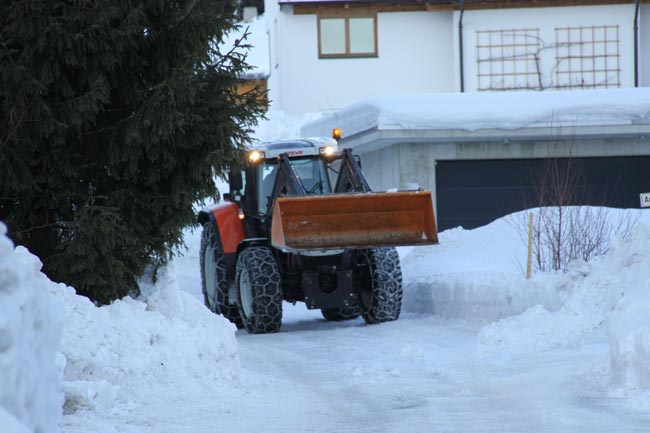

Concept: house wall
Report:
left=457, top=4, right=637, bottom=92
left=268, top=6, right=455, bottom=114
left=642, top=5, right=650, bottom=86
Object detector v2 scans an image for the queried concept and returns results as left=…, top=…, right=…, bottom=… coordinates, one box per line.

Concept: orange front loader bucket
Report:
left=271, top=191, right=438, bottom=252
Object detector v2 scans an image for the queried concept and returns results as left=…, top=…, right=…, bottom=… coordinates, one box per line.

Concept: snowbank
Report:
left=606, top=224, right=650, bottom=407
left=301, top=87, right=650, bottom=138
left=0, top=223, right=65, bottom=433
left=401, top=217, right=565, bottom=323
left=0, top=220, right=241, bottom=433
left=402, top=208, right=650, bottom=409
left=476, top=222, right=650, bottom=362
left=56, top=263, right=240, bottom=419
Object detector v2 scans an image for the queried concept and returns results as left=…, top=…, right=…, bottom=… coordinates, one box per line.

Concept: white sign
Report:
left=641, top=193, right=650, bottom=208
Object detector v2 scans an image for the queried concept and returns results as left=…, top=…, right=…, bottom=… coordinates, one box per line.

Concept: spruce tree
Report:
left=0, top=0, right=264, bottom=304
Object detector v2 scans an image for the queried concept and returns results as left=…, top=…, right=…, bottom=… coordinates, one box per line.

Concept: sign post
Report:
left=641, top=192, right=650, bottom=208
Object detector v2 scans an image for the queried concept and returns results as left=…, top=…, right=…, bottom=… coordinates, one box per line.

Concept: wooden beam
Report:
left=291, top=0, right=643, bottom=15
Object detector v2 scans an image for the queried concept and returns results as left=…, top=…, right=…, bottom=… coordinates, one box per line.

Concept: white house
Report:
left=252, top=0, right=650, bottom=230
left=264, top=0, right=650, bottom=114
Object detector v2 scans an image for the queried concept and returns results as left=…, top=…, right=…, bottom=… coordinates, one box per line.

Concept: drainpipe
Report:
left=458, top=0, right=465, bottom=92
left=634, top=0, right=641, bottom=87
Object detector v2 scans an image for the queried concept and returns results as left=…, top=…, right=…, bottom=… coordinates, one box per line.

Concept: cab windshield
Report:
left=291, top=158, right=332, bottom=194
left=257, top=156, right=333, bottom=214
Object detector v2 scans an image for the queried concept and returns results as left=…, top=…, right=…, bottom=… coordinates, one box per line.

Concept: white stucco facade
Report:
left=457, top=4, right=638, bottom=92
left=642, top=5, right=650, bottom=86
left=265, top=1, right=455, bottom=114
left=264, top=1, right=647, bottom=114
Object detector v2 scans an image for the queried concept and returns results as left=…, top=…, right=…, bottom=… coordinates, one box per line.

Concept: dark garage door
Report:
left=435, top=156, right=650, bottom=231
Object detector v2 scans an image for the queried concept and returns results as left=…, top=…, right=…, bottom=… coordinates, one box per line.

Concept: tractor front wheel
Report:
left=236, top=247, right=283, bottom=333
left=357, top=247, right=403, bottom=324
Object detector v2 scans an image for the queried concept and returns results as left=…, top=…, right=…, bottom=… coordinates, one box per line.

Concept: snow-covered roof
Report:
left=300, top=88, right=650, bottom=150
left=220, top=16, right=269, bottom=80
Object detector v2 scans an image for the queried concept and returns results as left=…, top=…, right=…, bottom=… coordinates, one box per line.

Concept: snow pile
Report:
left=0, top=222, right=65, bottom=433
left=606, top=224, right=650, bottom=406
left=301, top=87, right=650, bottom=138
left=0, top=220, right=241, bottom=432
left=401, top=217, right=565, bottom=323
left=477, top=222, right=650, bottom=360
left=55, top=263, right=240, bottom=418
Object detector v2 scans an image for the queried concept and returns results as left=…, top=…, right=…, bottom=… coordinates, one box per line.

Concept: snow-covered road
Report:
left=208, top=305, right=647, bottom=433
left=165, top=216, right=650, bottom=433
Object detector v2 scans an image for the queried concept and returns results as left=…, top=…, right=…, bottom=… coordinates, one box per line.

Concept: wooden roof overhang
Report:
left=278, top=0, right=643, bottom=14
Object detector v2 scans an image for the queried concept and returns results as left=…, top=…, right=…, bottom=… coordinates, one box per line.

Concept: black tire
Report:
left=321, top=305, right=360, bottom=321
left=357, top=247, right=403, bottom=324
left=236, top=247, right=283, bottom=333
left=200, top=222, right=243, bottom=328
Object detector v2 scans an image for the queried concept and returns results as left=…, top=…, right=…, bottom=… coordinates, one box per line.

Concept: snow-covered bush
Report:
left=514, top=205, right=637, bottom=272
left=0, top=222, right=65, bottom=433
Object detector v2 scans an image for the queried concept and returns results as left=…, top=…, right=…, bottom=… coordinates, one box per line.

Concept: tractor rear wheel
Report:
left=200, top=222, right=243, bottom=328
left=357, top=247, right=403, bottom=324
left=321, top=305, right=360, bottom=321
left=236, top=246, right=283, bottom=333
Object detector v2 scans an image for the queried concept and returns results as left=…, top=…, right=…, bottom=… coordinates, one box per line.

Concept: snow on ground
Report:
left=0, top=223, right=64, bottom=433
left=2, top=111, right=650, bottom=432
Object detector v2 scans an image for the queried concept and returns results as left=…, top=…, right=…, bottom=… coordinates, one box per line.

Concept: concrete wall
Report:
left=357, top=146, right=401, bottom=191
left=267, top=6, right=454, bottom=114
left=458, top=4, right=637, bottom=92
left=358, top=134, right=650, bottom=215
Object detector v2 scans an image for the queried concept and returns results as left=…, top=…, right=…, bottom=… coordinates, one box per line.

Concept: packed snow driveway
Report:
left=222, top=306, right=649, bottom=433
left=170, top=214, right=650, bottom=433
left=40, top=211, right=650, bottom=433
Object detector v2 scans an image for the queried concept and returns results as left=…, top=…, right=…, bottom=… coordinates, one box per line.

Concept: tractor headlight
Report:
left=248, top=150, right=265, bottom=163
left=319, top=145, right=335, bottom=157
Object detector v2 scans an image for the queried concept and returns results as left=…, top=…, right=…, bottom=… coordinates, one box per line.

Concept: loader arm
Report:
left=266, top=153, right=307, bottom=215
left=334, top=149, right=372, bottom=193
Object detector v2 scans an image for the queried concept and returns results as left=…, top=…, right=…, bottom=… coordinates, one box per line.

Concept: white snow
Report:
left=0, top=223, right=65, bottom=433
left=300, top=87, right=650, bottom=138
left=2, top=111, right=650, bottom=432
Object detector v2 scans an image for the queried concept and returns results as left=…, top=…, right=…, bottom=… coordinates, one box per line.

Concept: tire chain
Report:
left=200, top=223, right=243, bottom=327
left=360, top=247, right=403, bottom=324
left=236, top=247, right=283, bottom=333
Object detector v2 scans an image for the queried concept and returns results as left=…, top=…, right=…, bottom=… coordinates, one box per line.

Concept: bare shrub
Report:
left=509, top=134, right=638, bottom=273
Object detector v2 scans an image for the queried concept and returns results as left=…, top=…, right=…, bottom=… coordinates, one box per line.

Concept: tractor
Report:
left=198, top=132, right=438, bottom=333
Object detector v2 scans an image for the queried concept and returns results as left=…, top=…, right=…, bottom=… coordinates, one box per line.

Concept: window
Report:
left=318, top=15, right=377, bottom=58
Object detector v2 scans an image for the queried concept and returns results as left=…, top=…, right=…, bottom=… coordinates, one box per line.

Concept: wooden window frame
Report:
left=317, top=13, right=378, bottom=59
